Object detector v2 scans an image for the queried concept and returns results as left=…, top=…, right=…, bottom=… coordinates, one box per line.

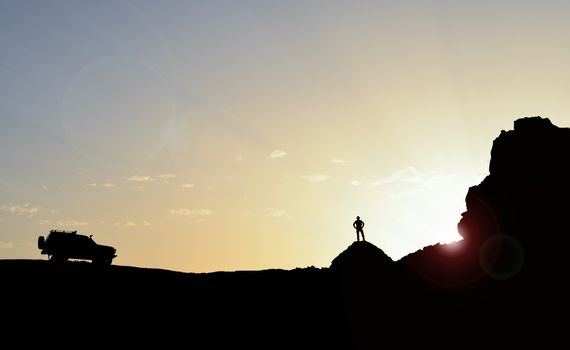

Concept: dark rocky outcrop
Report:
left=402, top=116, right=570, bottom=286
left=459, top=116, right=570, bottom=277
left=331, top=116, right=570, bottom=347
left=453, top=116, right=570, bottom=346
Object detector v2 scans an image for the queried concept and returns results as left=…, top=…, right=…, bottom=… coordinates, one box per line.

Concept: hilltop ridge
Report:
left=2, top=116, right=570, bottom=348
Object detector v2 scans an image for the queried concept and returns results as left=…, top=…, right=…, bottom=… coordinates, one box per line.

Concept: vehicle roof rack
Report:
left=49, top=230, right=77, bottom=234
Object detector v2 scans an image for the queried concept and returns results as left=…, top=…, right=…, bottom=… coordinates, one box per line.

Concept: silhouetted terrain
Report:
left=2, top=116, right=568, bottom=348
left=1, top=260, right=348, bottom=347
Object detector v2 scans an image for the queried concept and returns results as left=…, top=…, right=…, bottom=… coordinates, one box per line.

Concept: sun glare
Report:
left=373, top=171, right=478, bottom=260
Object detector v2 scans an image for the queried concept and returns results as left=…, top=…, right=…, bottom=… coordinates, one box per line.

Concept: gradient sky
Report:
left=2, top=0, right=570, bottom=272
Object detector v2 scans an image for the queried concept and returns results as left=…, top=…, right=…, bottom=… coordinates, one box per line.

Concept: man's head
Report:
left=356, top=216, right=360, bottom=220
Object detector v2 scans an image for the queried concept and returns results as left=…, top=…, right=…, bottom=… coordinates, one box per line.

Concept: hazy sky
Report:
left=2, top=0, right=570, bottom=272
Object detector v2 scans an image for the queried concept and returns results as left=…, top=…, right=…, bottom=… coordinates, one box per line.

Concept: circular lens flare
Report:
left=479, top=235, right=524, bottom=280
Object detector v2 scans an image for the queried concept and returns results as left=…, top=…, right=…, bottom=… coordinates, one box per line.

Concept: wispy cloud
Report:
left=39, top=219, right=88, bottom=227
left=350, top=180, right=361, bottom=186
left=181, top=183, right=195, bottom=188
left=0, top=241, right=14, bottom=249
left=331, top=158, right=350, bottom=164
left=268, top=149, right=287, bottom=159
left=87, top=183, right=115, bottom=188
left=370, top=166, right=458, bottom=198
left=301, top=174, right=330, bottom=183
left=157, top=173, right=176, bottom=179
left=126, top=175, right=154, bottom=182
left=113, top=221, right=148, bottom=227
left=370, top=166, right=422, bottom=186
left=267, top=208, right=292, bottom=219
left=1, top=204, right=39, bottom=216
left=170, top=208, right=213, bottom=217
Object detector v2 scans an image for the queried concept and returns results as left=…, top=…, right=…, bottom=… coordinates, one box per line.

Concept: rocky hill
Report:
left=327, top=116, right=570, bottom=347
left=2, top=116, right=569, bottom=348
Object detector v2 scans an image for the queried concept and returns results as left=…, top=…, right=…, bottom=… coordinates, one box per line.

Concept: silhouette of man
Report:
left=353, top=216, right=365, bottom=241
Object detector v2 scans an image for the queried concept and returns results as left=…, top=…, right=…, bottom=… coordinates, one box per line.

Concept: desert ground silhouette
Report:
left=2, top=116, right=568, bottom=348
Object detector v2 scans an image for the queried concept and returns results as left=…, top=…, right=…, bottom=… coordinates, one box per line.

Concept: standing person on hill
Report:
left=353, top=216, right=365, bottom=241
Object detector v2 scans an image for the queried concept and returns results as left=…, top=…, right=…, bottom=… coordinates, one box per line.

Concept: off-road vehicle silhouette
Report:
left=38, top=230, right=117, bottom=265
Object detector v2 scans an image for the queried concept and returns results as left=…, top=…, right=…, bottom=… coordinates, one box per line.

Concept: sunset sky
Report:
left=2, top=1, right=570, bottom=272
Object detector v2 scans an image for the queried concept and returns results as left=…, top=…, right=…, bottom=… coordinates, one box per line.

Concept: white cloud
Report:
left=158, top=173, right=176, bottom=179
left=142, top=221, right=152, bottom=227
left=331, top=158, right=350, bottom=164
left=350, top=180, right=361, bottom=186
left=1, top=204, right=39, bottom=216
left=301, top=174, right=330, bottom=183
left=181, top=183, right=195, bottom=188
left=88, top=183, right=115, bottom=188
left=112, top=221, right=143, bottom=227
left=374, top=167, right=457, bottom=188
left=370, top=166, right=458, bottom=197
left=267, top=208, right=292, bottom=219
left=170, top=208, right=213, bottom=216
left=60, top=220, right=88, bottom=227
left=126, top=175, right=154, bottom=182
left=370, top=166, right=422, bottom=186
left=39, top=219, right=88, bottom=227
left=268, top=149, right=287, bottom=159
left=235, top=155, right=245, bottom=162
left=0, top=241, right=14, bottom=249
